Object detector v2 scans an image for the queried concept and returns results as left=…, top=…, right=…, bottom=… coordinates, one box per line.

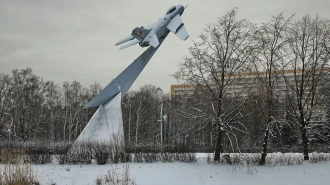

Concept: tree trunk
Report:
left=301, top=121, right=309, bottom=160
left=259, top=125, right=270, bottom=165
left=214, top=127, right=224, bottom=162
left=135, top=121, right=138, bottom=145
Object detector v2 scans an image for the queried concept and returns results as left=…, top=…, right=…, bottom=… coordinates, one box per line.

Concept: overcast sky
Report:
left=1, top=0, right=329, bottom=93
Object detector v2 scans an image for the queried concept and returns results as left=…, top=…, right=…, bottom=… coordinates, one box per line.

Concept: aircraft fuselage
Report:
left=115, top=5, right=187, bottom=50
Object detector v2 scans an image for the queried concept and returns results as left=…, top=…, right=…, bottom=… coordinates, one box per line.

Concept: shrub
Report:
left=309, top=152, right=330, bottom=163
left=143, top=153, right=157, bottom=163
left=161, top=153, right=174, bottom=162
left=66, top=149, right=80, bottom=164
left=76, top=143, right=93, bottom=164
left=265, top=153, right=303, bottom=165
left=206, top=153, right=212, bottom=164
left=55, top=154, right=68, bottom=165
left=93, top=142, right=111, bottom=165
left=29, top=154, right=53, bottom=164
left=133, top=153, right=143, bottom=163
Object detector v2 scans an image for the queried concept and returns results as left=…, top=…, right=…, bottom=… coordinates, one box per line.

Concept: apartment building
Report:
left=171, top=68, right=330, bottom=99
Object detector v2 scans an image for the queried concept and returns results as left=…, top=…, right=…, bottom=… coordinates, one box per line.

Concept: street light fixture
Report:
left=4, top=112, right=13, bottom=145
left=156, top=87, right=163, bottom=152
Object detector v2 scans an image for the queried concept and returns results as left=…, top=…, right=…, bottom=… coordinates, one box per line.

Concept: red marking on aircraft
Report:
left=139, top=30, right=143, bottom=36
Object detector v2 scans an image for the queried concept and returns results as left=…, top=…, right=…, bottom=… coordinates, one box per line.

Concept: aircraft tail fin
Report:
left=131, top=27, right=151, bottom=42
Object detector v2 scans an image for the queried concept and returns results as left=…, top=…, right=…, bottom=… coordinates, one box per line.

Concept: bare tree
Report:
left=283, top=15, right=330, bottom=160
left=251, top=13, right=294, bottom=165
left=0, top=73, right=13, bottom=140
left=9, top=68, right=47, bottom=141
left=122, top=85, right=161, bottom=146
left=122, top=91, right=134, bottom=143
left=173, top=8, right=255, bottom=161
left=62, top=81, right=91, bottom=142
left=318, top=82, right=330, bottom=145
left=133, top=91, right=148, bottom=145
left=43, top=81, right=62, bottom=141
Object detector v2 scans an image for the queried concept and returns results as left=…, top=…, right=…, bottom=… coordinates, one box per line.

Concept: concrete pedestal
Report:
left=75, top=92, right=123, bottom=143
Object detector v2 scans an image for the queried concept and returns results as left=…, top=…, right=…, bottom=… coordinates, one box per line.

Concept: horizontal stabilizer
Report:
left=115, top=35, right=135, bottom=46
left=167, top=14, right=189, bottom=41
left=119, top=39, right=140, bottom=50
left=131, top=27, right=151, bottom=42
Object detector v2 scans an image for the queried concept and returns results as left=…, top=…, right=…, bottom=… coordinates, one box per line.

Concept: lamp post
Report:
left=163, top=114, right=167, bottom=145
left=156, top=87, right=163, bottom=151
left=4, top=112, right=13, bottom=145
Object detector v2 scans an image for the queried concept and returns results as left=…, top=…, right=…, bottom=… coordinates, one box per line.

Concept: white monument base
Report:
left=75, top=92, right=124, bottom=144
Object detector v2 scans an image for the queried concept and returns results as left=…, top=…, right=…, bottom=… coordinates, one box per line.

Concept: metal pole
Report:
left=160, top=91, right=163, bottom=150
left=128, top=98, right=131, bottom=143
left=4, top=112, right=13, bottom=145
left=157, top=88, right=163, bottom=152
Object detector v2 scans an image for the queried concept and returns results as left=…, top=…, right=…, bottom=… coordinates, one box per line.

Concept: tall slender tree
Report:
left=283, top=15, right=330, bottom=160
left=252, top=13, right=294, bottom=165
left=173, top=8, right=255, bottom=161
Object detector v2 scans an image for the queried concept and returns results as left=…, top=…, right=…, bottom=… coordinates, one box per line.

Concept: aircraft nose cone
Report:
left=177, top=5, right=184, bottom=16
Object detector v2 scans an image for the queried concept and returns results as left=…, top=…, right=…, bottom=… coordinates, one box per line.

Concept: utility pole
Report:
left=128, top=97, right=131, bottom=143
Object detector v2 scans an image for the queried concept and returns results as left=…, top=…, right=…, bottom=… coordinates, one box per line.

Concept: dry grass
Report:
left=0, top=149, right=39, bottom=185
left=95, top=164, right=136, bottom=185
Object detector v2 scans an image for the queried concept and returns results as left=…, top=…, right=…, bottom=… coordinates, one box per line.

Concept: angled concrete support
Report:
left=75, top=92, right=123, bottom=143
left=75, top=33, right=168, bottom=144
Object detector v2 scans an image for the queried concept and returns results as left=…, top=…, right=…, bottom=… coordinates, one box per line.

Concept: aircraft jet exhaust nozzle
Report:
left=139, top=42, right=150, bottom=47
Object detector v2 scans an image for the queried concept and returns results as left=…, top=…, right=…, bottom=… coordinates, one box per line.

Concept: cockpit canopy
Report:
left=166, top=5, right=176, bottom=14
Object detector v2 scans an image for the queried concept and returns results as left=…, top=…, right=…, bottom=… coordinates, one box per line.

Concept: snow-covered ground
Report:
left=32, top=153, right=330, bottom=185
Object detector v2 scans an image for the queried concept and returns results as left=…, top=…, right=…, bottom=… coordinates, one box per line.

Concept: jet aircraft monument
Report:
left=75, top=5, right=189, bottom=144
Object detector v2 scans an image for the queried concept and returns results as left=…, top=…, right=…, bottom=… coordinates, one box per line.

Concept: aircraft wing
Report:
left=167, top=14, right=189, bottom=41
left=119, top=39, right=140, bottom=50
left=115, top=35, right=135, bottom=46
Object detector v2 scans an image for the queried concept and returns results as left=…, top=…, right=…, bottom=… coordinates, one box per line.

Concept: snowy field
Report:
left=32, top=153, right=330, bottom=185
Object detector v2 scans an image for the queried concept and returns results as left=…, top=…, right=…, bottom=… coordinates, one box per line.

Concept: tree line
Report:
left=172, top=9, right=330, bottom=162
left=0, top=68, right=172, bottom=146
left=0, top=68, right=100, bottom=142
